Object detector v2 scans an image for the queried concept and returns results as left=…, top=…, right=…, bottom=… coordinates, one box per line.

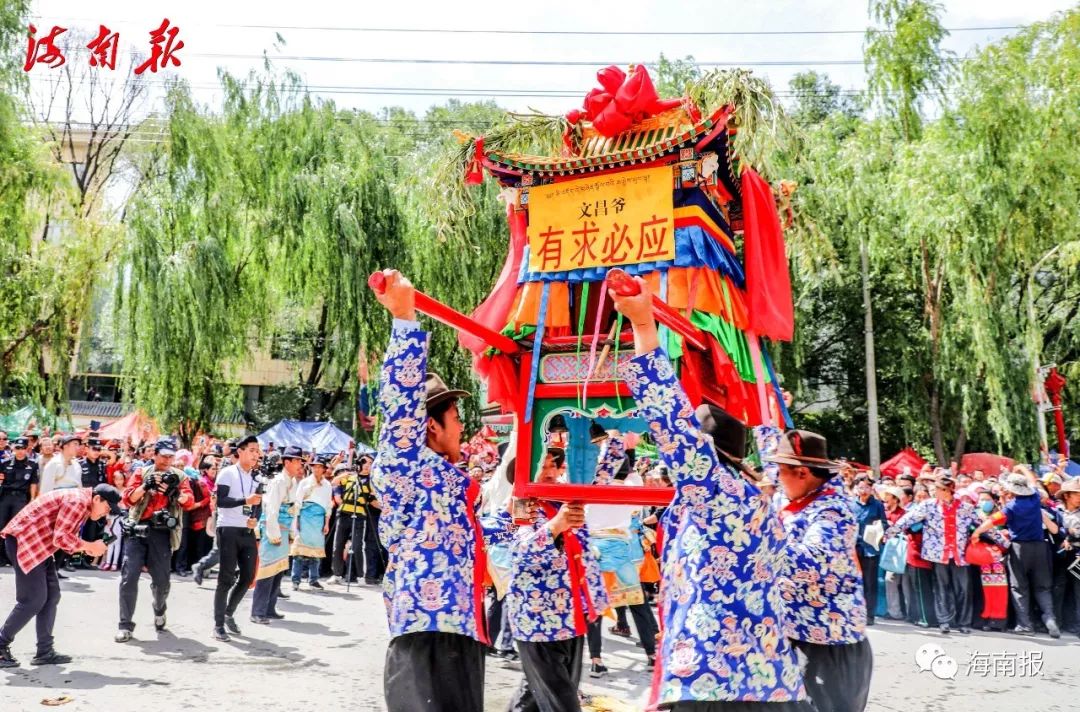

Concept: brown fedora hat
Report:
left=425, top=372, right=470, bottom=410
left=1055, top=478, right=1080, bottom=499
left=762, top=430, right=841, bottom=470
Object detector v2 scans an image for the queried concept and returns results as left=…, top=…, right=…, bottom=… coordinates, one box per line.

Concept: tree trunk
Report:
left=297, top=303, right=329, bottom=420
left=952, top=425, right=967, bottom=467
left=860, top=236, right=881, bottom=471
left=929, top=383, right=946, bottom=466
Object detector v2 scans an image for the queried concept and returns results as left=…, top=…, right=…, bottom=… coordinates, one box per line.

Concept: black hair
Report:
left=428, top=398, right=457, bottom=428
left=808, top=466, right=833, bottom=480
left=902, top=486, right=914, bottom=498
left=198, top=455, right=216, bottom=471
left=503, top=457, right=517, bottom=486
left=545, top=447, right=566, bottom=469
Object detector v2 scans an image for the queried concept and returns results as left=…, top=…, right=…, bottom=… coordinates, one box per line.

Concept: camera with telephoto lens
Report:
left=242, top=470, right=273, bottom=519
left=120, top=509, right=179, bottom=538
left=142, top=470, right=182, bottom=501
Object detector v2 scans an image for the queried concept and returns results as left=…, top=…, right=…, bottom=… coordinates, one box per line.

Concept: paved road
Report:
left=0, top=567, right=1076, bottom=711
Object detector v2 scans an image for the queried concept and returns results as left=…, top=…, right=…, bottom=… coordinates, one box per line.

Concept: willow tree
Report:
left=117, top=72, right=405, bottom=439
left=0, top=0, right=105, bottom=415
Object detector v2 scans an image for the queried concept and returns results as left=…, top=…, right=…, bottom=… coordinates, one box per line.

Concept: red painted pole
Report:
left=605, top=269, right=710, bottom=351
left=368, top=272, right=521, bottom=355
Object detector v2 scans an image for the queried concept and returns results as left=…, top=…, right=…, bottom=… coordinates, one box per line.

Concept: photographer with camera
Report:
left=114, top=438, right=194, bottom=643
left=211, top=434, right=262, bottom=641
left=0, top=484, right=121, bottom=668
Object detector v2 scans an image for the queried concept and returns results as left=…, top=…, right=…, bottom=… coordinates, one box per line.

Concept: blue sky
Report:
left=26, top=0, right=1077, bottom=122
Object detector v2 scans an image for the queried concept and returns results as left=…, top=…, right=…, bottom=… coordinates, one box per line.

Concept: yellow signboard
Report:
left=526, top=166, right=675, bottom=273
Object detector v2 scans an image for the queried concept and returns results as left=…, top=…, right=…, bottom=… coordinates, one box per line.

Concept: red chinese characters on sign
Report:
left=526, top=166, right=675, bottom=273
left=134, top=18, right=184, bottom=75
left=24, top=20, right=183, bottom=73
left=87, top=25, right=120, bottom=70
left=25, top=24, right=67, bottom=71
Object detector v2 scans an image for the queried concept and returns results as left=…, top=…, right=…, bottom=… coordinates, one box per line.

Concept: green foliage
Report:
left=865, top=0, right=953, bottom=140
left=784, top=7, right=1080, bottom=463
left=118, top=71, right=406, bottom=439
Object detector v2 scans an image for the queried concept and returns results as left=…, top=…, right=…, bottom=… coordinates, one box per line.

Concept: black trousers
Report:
left=214, top=527, right=257, bottom=627
left=118, top=528, right=172, bottom=631
left=932, top=561, right=972, bottom=627
left=586, top=599, right=657, bottom=658
left=385, top=631, right=485, bottom=712
left=792, top=637, right=873, bottom=712
left=509, top=636, right=584, bottom=712
left=251, top=571, right=285, bottom=617
left=364, top=508, right=386, bottom=580
left=902, top=565, right=937, bottom=626
left=1008, top=540, right=1055, bottom=629
left=172, top=524, right=193, bottom=572
left=0, top=536, right=61, bottom=655
left=332, top=513, right=361, bottom=579
left=586, top=618, right=602, bottom=659
left=857, top=552, right=879, bottom=622
left=0, top=496, right=30, bottom=565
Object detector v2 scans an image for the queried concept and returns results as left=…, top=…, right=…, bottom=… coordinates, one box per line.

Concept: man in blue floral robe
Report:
left=765, top=429, right=872, bottom=712
left=371, top=270, right=489, bottom=712
left=610, top=278, right=811, bottom=711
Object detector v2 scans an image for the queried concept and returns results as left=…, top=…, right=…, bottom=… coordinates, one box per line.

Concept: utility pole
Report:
left=1027, top=246, right=1061, bottom=461
left=861, top=235, right=881, bottom=472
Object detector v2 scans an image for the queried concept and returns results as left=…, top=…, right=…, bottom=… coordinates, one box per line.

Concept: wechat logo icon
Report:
left=915, top=643, right=957, bottom=680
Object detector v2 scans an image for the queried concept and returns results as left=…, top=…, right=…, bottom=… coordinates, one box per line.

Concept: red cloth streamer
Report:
left=740, top=168, right=794, bottom=342
left=460, top=201, right=527, bottom=411
left=567, top=65, right=683, bottom=138
left=464, top=137, right=485, bottom=185
left=1045, top=367, right=1069, bottom=458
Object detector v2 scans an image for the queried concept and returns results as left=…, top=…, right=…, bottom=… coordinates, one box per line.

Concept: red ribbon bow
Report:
left=566, top=65, right=683, bottom=138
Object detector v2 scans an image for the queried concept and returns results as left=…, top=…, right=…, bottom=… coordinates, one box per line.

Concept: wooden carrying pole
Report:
left=368, top=272, right=521, bottom=355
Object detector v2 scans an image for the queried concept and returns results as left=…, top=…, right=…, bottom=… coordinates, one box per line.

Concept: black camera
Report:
left=242, top=473, right=271, bottom=519
left=120, top=509, right=179, bottom=538
left=143, top=470, right=182, bottom=500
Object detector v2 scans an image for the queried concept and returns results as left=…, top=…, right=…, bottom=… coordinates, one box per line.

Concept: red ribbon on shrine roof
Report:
left=566, top=65, right=684, bottom=138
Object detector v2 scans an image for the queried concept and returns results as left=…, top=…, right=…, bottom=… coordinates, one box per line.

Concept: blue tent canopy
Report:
left=256, top=420, right=371, bottom=456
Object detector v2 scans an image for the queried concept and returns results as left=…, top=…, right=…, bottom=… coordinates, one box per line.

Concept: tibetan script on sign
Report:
left=526, top=166, right=674, bottom=273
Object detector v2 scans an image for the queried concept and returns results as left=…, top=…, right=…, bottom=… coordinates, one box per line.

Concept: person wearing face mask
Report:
left=972, top=491, right=1010, bottom=632
left=852, top=477, right=886, bottom=626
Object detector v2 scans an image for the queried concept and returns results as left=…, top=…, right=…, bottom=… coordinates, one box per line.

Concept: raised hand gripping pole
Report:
left=605, top=269, right=709, bottom=351
left=368, top=272, right=521, bottom=355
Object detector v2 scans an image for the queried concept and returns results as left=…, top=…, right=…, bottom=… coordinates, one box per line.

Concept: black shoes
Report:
left=364, top=577, right=381, bottom=586
left=154, top=615, right=167, bottom=631
left=309, top=581, right=324, bottom=590
left=0, top=645, right=18, bottom=668
left=192, top=564, right=204, bottom=586
left=267, top=612, right=285, bottom=620
left=589, top=662, right=608, bottom=678
left=31, top=649, right=72, bottom=666
left=956, top=626, right=971, bottom=634
left=224, top=616, right=241, bottom=635
left=211, top=627, right=230, bottom=642
left=939, top=624, right=951, bottom=634
left=277, top=589, right=289, bottom=599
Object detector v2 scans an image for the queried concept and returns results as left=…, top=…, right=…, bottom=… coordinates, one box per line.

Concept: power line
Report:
left=33, top=16, right=1024, bottom=37
left=57, top=49, right=870, bottom=67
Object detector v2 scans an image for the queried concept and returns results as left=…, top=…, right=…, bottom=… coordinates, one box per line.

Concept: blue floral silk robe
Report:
left=620, top=348, right=806, bottom=705
left=372, top=321, right=488, bottom=643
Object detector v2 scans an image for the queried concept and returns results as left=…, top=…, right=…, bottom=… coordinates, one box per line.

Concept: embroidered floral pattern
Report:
left=778, top=490, right=868, bottom=644
left=372, top=323, right=484, bottom=641
left=504, top=505, right=608, bottom=642
left=619, top=348, right=805, bottom=705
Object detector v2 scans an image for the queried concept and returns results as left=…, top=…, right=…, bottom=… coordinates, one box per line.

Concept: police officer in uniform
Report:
left=115, top=437, right=194, bottom=642
left=76, top=437, right=109, bottom=568
left=0, top=438, right=39, bottom=568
